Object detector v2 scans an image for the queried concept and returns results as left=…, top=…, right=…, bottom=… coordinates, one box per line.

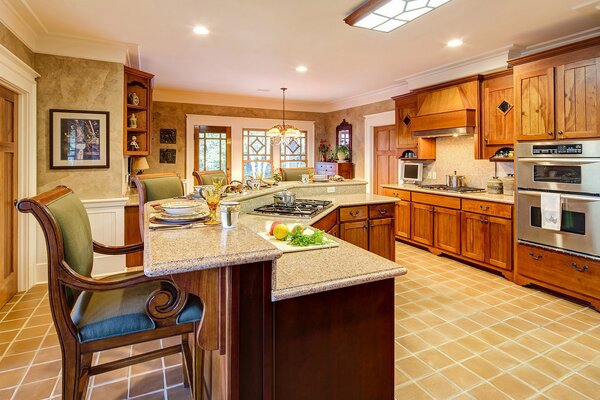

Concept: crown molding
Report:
left=322, top=82, right=408, bottom=112
left=520, top=26, right=600, bottom=55
left=0, top=0, right=39, bottom=50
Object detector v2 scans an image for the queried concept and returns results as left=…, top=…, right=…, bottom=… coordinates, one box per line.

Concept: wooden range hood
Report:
left=410, top=78, right=479, bottom=138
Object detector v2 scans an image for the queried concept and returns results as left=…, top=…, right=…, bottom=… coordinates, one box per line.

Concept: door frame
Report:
left=364, top=111, right=395, bottom=193
left=0, top=44, right=39, bottom=291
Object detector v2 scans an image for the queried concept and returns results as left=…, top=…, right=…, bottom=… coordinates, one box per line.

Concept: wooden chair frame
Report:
left=17, top=186, right=203, bottom=400
left=192, top=169, right=227, bottom=186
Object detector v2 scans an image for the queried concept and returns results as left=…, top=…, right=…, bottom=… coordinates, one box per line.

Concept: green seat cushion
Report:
left=71, top=281, right=203, bottom=343
left=142, top=177, right=184, bottom=202
left=196, top=171, right=227, bottom=186
left=282, top=168, right=314, bottom=181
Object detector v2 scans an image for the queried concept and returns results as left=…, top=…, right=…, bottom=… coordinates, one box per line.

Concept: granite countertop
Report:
left=381, top=183, right=514, bottom=205
left=238, top=192, right=406, bottom=301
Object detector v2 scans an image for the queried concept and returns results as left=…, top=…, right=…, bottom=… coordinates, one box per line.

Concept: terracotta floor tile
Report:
left=480, top=349, right=520, bottom=370
left=490, top=373, right=536, bottom=399
left=15, top=325, right=48, bottom=341
left=163, top=353, right=183, bottom=368
left=562, top=373, right=600, bottom=398
left=165, top=366, right=184, bottom=387
left=0, top=319, right=28, bottom=332
left=24, top=360, right=61, bottom=383
left=394, top=367, right=411, bottom=386
left=498, top=341, right=536, bottom=362
left=129, top=370, right=165, bottom=397
left=93, top=367, right=128, bottom=386
left=416, top=373, right=461, bottom=399
left=578, top=365, right=600, bottom=382
left=440, top=364, right=483, bottom=390
left=0, top=388, right=14, bottom=400
left=454, top=335, right=489, bottom=354
left=510, top=364, right=554, bottom=391
left=396, top=356, right=434, bottom=380
left=0, top=351, right=36, bottom=371
left=467, top=382, right=511, bottom=400
left=417, top=329, right=448, bottom=347
left=40, top=334, right=59, bottom=348
left=416, top=349, right=454, bottom=370
left=528, top=356, right=570, bottom=380
left=514, top=335, right=553, bottom=353
left=462, top=356, right=502, bottom=380
left=398, top=334, right=431, bottom=353
left=12, top=377, right=57, bottom=400
left=0, top=367, right=27, bottom=389
left=394, top=382, right=434, bottom=400
left=33, top=346, right=61, bottom=364
left=473, top=328, right=509, bottom=346
left=437, top=342, right=474, bottom=362
left=167, top=385, right=191, bottom=400
left=5, top=337, right=43, bottom=356
left=544, top=348, right=586, bottom=369
left=0, top=330, right=18, bottom=344
left=134, top=390, right=166, bottom=399
left=131, top=358, right=163, bottom=375
left=543, top=383, right=589, bottom=400
left=10, top=300, right=41, bottom=312
left=88, top=379, right=128, bottom=400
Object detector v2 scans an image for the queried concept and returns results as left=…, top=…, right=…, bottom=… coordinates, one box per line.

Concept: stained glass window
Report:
left=280, top=131, right=307, bottom=168
left=194, top=126, right=229, bottom=179
left=242, top=129, right=273, bottom=179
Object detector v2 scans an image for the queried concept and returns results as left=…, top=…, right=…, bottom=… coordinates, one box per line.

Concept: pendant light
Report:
left=267, top=88, right=302, bottom=145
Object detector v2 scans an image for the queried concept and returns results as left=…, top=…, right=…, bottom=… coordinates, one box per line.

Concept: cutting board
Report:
left=258, top=232, right=340, bottom=253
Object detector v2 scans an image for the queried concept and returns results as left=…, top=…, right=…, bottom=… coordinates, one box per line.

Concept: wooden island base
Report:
left=174, top=262, right=395, bottom=400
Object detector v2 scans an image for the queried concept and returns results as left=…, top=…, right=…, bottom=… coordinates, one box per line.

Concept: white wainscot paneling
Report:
left=34, top=198, right=128, bottom=285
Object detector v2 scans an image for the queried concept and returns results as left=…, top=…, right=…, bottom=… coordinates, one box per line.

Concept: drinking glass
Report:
left=211, top=176, right=225, bottom=193
left=204, top=187, right=221, bottom=225
left=301, top=174, right=309, bottom=184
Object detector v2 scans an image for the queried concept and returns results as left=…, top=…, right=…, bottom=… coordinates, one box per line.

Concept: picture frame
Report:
left=50, top=109, right=110, bottom=169
left=159, top=128, right=177, bottom=144
left=160, top=148, right=176, bottom=164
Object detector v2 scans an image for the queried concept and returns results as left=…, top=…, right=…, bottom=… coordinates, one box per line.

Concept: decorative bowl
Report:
left=161, top=201, right=201, bottom=215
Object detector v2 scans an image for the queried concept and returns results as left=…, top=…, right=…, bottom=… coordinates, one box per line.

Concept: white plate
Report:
left=313, top=175, right=328, bottom=182
left=154, top=210, right=209, bottom=222
left=161, top=201, right=201, bottom=215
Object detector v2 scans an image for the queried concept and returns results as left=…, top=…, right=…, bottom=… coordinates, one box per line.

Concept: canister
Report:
left=487, top=177, right=503, bottom=194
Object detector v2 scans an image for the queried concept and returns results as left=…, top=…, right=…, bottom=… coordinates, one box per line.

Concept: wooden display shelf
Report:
left=123, top=66, right=154, bottom=156
left=489, top=157, right=515, bottom=162
left=127, top=104, right=147, bottom=111
left=127, top=128, right=148, bottom=133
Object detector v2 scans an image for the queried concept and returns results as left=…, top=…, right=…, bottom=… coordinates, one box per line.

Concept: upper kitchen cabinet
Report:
left=392, top=93, right=436, bottom=160
left=481, top=70, right=515, bottom=158
left=124, top=66, right=154, bottom=156
left=510, top=37, right=600, bottom=141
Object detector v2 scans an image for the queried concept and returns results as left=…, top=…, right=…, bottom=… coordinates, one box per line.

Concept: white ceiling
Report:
left=5, top=0, right=600, bottom=104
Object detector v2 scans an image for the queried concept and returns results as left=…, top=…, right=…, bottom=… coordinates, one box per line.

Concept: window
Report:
left=280, top=131, right=307, bottom=168
left=242, top=129, right=272, bottom=179
left=194, top=125, right=230, bottom=180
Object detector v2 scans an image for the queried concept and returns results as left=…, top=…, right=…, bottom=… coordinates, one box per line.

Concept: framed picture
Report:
left=160, top=149, right=176, bottom=164
left=160, top=128, right=177, bottom=144
left=50, top=109, right=110, bottom=169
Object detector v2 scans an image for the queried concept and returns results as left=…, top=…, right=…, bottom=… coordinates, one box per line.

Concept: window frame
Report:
left=242, top=128, right=274, bottom=179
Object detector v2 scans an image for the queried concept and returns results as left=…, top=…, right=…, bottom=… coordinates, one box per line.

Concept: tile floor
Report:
left=0, top=242, right=598, bottom=399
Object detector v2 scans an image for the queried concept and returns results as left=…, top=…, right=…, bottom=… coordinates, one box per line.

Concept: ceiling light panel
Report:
left=345, top=0, right=453, bottom=33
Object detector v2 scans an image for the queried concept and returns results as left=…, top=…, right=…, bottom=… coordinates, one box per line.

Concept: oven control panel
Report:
left=532, top=144, right=583, bottom=155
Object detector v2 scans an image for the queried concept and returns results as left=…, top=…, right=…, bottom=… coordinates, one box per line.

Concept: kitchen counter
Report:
left=382, top=183, right=514, bottom=204
left=144, top=191, right=406, bottom=301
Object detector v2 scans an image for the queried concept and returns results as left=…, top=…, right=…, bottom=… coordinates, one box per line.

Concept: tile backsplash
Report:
left=421, top=136, right=514, bottom=188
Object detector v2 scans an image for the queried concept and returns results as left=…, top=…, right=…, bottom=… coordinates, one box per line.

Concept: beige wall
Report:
left=323, top=99, right=395, bottom=179
left=36, top=54, right=124, bottom=199
left=0, top=21, right=35, bottom=68
left=147, top=101, right=326, bottom=177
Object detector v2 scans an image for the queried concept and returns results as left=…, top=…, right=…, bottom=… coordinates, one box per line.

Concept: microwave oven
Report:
left=399, top=161, right=423, bottom=184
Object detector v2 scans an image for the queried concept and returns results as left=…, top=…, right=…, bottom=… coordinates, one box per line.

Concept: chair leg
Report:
left=78, top=353, right=93, bottom=399
left=61, top=341, right=82, bottom=400
left=181, top=333, right=193, bottom=389
left=192, top=323, right=205, bottom=400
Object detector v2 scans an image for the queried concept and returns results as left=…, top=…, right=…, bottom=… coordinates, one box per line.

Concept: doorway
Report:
left=0, top=84, right=18, bottom=306
left=373, top=124, right=400, bottom=195
left=193, top=125, right=232, bottom=184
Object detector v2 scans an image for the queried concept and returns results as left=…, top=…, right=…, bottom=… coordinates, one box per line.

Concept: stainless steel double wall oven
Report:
left=516, top=140, right=600, bottom=258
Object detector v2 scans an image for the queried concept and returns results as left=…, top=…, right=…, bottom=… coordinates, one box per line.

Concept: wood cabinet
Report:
left=510, top=37, right=600, bottom=141
left=392, top=93, right=436, bottom=160
left=369, top=218, right=394, bottom=260
left=124, top=204, right=143, bottom=267
left=340, top=220, right=369, bottom=250
left=395, top=200, right=411, bottom=239
left=461, top=212, right=511, bottom=270
left=315, top=162, right=354, bottom=179
left=516, top=243, right=599, bottom=310
left=481, top=70, right=515, bottom=158
left=434, top=207, right=461, bottom=254
left=411, top=203, right=434, bottom=246
left=124, top=66, right=154, bottom=155
left=461, top=212, right=487, bottom=262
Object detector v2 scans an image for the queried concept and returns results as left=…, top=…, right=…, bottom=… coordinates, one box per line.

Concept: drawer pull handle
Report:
left=363, top=224, right=368, bottom=230
left=378, top=208, right=388, bottom=215
left=479, top=205, right=490, bottom=210
left=529, top=252, right=543, bottom=260
left=571, top=262, right=589, bottom=273
left=349, top=210, right=360, bottom=217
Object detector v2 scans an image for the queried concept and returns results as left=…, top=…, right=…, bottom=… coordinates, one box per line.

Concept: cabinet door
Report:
left=396, top=101, right=418, bottom=148
left=487, top=216, right=512, bottom=270
left=125, top=205, right=143, bottom=267
left=434, top=207, right=461, bottom=254
left=515, top=67, right=555, bottom=141
left=369, top=218, right=395, bottom=261
left=461, top=212, right=486, bottom=262
left=556, top=57, right=600, bottom=140
left=395, top=201, right=411, bottom=239
left=327, top=224, right=339, bottom=238
left=411, top=203, right=434, bottom=246
left=483, top=74, right=514, bottom=145
left=340, top=220, right=369, bottom=250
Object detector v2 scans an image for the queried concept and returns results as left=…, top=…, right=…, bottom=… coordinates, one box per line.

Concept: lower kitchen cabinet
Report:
left=327, top=224, right=339, bottom=237
left=461, top=211, right=512, bottom=270
left=434, top=207, right=461, bottom=254
left=487, top=216, right=512, bottom=270
left=411, top=203, right=434, bottom=246
left=369, top=218, right=394, bottom=260
left=461, top=211, right=487, bottom=262
left=340, top=220, right=369, bottom=250
left=395, top=200, right=411, bottom=239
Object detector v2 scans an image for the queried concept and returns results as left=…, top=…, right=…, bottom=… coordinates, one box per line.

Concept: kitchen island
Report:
left=143, top=185, right=406, bottom=400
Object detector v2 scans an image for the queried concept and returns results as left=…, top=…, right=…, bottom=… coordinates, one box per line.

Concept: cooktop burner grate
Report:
left=252, top=199, right=333, bottom=218
left=419, top=184, right=486, bottom=193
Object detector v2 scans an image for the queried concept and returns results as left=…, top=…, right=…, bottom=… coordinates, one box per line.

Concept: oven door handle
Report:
left=518, top=191, right=600, bottom=202
left=517, top=157, right=600, bottom=164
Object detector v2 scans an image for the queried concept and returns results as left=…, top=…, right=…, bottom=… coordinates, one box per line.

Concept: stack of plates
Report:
left=154, top=201, right=208, bottom=223
left=313, top=174, right=328, bottom=182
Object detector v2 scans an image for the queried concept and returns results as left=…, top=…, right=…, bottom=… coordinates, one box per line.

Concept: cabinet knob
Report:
left=378, top=208, right=388, bottom=215
left=349, top=210, right=360, bottom=217
left=557, top=131, right=564, bottom=135
left=363, top=224, right=368, bottom=230
left=571, top=262, right=589, bottom=272
left=529, top=252, right=543, bottom=260
left=547, top=131, right=554, bottom=136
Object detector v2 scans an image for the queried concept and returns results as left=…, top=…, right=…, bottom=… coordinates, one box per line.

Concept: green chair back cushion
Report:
left=197, top=171, right=227, bottom=186
left=141, top=176, right=184, bottom=202
left=71, top=280, right=203, bottom=343
left=282, top=168, right=314, bottom=181
left=47, top=192, right=94, bottom=307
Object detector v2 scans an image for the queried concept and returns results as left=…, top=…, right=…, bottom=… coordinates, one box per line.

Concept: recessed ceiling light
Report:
left=345, top=0, right=453, bottom=33
left=296, top=65, right=308, bottom=73
left=447, top=39, right=463, bottom=47
left=193, top=26, right=210, bottom=35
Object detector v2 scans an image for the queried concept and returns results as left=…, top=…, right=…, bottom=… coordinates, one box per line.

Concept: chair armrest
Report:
left=59, top=263, right=159, bottom=292
left=93, top=241, right=144, bottom=255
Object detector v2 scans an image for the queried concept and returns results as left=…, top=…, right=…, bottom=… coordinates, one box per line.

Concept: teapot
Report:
left=128, top=92, right=140, bottom=105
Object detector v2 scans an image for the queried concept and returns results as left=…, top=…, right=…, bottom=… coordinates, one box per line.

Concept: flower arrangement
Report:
left=318, top=139, right=330, bottom=162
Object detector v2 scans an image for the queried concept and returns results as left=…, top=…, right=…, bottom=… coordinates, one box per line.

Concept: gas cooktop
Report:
left=252, top=199, right=333, bottom=218
left=419, top=184, right=486, bottom=193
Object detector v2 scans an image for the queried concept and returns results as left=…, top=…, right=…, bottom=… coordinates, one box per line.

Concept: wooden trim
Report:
left=508, top=36, right=600, bottom=66
left=482, top=69, right=513, bottom=80
left=343, top=0, right=389, bottom=26
left=89, top=345, right=182, bottom=376
left=410, top=74, right=484, bottom=94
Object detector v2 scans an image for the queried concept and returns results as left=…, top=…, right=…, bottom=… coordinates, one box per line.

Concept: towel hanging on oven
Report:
left=541, top=192, right=561, bottom=231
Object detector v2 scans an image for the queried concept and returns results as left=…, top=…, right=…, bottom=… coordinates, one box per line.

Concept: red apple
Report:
left=269, top=221, right=282, bottom=236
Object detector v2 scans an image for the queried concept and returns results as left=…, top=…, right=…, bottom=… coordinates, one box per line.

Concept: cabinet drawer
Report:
left=315, top=162, right=336, bottom=175
left=311, top=210, right=338, bottom=232
left=462, top=199, right=512, bottom=218
left=382, top=188, right=411, bottom=201
left=339, top=206, right=368, bottom=222
left=517, top=244, right=600, bottom=299
left=369, top=203, right=395, bottom=219
left=412, top=192, right=461, bottom=209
